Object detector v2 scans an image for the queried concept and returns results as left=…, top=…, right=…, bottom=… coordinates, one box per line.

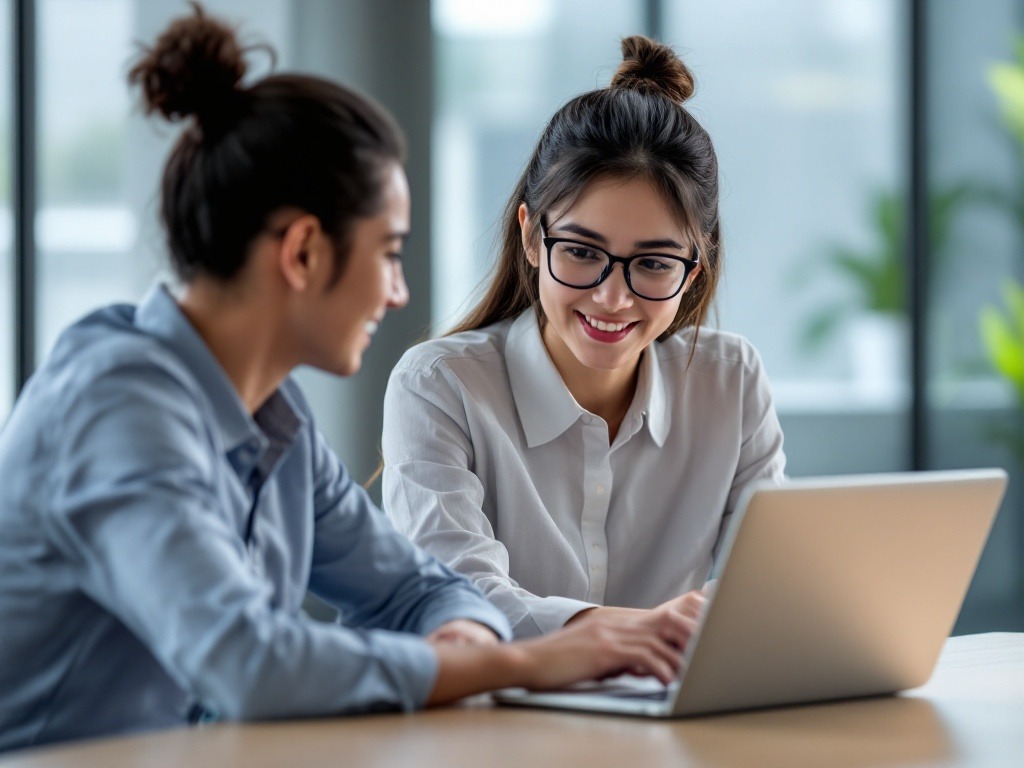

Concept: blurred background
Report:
left=1, top=0, right=1022, bottom=632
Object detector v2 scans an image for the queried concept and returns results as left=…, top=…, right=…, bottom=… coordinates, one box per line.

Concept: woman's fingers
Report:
left=590, top=622, right=681, bottom=684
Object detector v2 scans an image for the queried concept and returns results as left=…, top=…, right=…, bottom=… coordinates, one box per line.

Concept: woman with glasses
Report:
left=0, top=9, right=687, bottom=752
left=382, top=36, right=786, bottom=643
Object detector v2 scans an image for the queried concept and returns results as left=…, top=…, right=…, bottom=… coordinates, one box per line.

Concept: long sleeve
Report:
left=715, top=341, right=787, bottom=561
left=306, top=425, right=511, bottom=639
left=42, top=363, right=474, bottom=720
left=382, top=363, right=595, bottom=637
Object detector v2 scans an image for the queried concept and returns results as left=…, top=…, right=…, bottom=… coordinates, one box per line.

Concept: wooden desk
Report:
left=3, top=633, right=1021, bottom=768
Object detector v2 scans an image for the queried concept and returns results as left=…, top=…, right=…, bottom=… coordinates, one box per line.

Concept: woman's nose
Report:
left=591, top=264, right=634, bottom=311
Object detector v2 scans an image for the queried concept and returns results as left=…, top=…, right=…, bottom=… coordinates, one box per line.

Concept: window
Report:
left=432, top=0, right=646, bottom=330
left=34, top=0, right=292, bottom=362
left=665, top=1, right=908, bottom=473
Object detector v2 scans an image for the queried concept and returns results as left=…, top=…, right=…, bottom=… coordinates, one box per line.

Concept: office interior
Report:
left=1, top=0, right=1022, bottom=634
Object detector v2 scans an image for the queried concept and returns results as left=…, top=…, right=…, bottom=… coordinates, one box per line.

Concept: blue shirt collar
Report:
left=133, top=284, right=306, bottom=476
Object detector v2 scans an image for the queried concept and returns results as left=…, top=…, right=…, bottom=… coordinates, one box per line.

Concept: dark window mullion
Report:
left=13, top=0, right=36, bottom=394
left=909, top=0, right=929, bottom=470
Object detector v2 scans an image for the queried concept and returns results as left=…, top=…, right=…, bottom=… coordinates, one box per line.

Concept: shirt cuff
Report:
left=362, top=630, right=440, bottom=710
left=416, top=596, right=513, bottom=642
left=517, top=595, right=598, bottom=638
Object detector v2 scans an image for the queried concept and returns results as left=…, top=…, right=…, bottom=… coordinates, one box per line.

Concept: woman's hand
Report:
left=507, top=614, right=684, bottom=689
left=565, top=589, right=708, bottom=654
left=425, top=610, right=686, bottom=705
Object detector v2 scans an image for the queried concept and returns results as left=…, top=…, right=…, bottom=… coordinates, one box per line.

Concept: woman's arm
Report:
left=716, top=340, right=787, bottom=561
left=304, top=413, right=512, bottom=642
left=382, top=363, right=595, bottom=636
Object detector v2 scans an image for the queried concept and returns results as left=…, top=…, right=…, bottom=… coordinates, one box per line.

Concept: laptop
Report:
left=495, top=468, right=1007, bottom=717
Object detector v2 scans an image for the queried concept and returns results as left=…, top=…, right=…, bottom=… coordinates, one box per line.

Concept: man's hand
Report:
left=426, top=619, right=501, bottom=646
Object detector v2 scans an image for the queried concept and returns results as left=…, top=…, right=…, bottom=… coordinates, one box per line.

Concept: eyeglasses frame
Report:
left=539, top=224, right=699, bottom=302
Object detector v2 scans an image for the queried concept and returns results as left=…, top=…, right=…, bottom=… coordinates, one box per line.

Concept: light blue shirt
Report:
left=0, top=285, right=511, bottom=752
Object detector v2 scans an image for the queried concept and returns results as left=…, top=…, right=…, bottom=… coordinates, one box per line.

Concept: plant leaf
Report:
left=988, top=63, right=1024, bottom=146
left=979, top=305, right=1024, bottom=395
left=801, top=306, right=847, bottom=351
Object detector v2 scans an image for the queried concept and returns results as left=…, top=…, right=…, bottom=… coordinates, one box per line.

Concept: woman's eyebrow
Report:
left=554, top=222, right=608, bottom=242
left=554, top=222, right=685, bottom=251
left=635, top=237, right=686, bottom=251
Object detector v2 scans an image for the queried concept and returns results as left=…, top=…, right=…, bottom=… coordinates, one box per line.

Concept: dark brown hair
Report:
left=448, top=35, right=720, bottom=341
left=128, top=2, right=406, bottom=283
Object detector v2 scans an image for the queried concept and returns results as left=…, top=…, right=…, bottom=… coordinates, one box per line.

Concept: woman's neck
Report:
left=177, top=277, right=291, bottom=414
left=541, top=323, right=640, bottom=441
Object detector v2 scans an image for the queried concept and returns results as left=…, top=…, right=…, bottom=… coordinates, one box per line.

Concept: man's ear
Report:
left=277, top=214, right=324, bottom=291
left=518, top=203, right=538, bottom=268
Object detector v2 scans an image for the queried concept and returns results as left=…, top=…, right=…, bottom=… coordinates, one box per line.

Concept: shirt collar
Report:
left=640, top=342, right=670, bottom=447
left=133, top=284, right=306, bottom=471
left=505, top=311, right=584, bottom=448
left=505, top=309, right=671, bottom=449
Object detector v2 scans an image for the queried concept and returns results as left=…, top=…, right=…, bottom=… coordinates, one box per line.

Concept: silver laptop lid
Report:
left=671, top=468, right=1007, bottom=716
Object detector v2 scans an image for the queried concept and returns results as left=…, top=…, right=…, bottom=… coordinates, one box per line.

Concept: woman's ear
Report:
left=277, top=214, right=324, bottom=291
left=683, top=262, right=703, bottom=293
left=518, top=203, right=538, bottom=268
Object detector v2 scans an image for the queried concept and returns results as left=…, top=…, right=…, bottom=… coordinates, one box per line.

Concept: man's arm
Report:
left=46, top=365, right=442, bottom=717
left=305, top=422, right=512, bottom=641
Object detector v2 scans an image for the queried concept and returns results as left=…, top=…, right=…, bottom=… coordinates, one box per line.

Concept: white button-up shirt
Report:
left=382, top=310, right=786, bottom=637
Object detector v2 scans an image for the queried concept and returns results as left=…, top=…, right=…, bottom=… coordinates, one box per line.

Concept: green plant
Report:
left=979, top=280, right=1024, bottom=457
left=802, top=185, right=967, bottom=350
left=980, top=281, right=1024, bottom=403
left=990, top=38, right=1024, bottom=161
left=978, top=39, right=1024, bottom=462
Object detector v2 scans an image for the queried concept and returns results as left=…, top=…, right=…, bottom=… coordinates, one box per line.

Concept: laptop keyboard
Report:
left=602, top=688, right=671, bottom=701
left=567, top=675, right=674, bottom=700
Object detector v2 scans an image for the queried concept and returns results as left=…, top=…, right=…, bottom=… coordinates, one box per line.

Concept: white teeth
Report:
left=364, top=320, right=379, bottom=335
left=583, top=314, right=628, bottom=333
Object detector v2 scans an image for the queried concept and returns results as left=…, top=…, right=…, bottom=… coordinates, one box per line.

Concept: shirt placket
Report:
left=580, top=415, right=612, bottom=604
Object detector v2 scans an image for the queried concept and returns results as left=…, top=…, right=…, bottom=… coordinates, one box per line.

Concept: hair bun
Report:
left=611, top=35, right=694, bottom=103
left=128, top=2, right=247, bottom=126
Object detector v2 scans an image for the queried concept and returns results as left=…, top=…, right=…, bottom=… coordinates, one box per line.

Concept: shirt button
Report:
left=595, top=484, right=605, bottom=494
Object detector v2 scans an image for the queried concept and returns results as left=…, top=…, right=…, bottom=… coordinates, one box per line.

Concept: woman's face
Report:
left=522, top=175, right=700, bottom=377
left=305, top=163, right=411, bottom=376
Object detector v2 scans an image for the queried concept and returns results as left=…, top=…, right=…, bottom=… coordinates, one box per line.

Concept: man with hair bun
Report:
left=0, top=9, right=683, bottom=752
left=383, top=36, right=786, bottom=641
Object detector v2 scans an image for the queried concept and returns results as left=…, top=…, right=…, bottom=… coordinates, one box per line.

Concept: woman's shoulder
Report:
left=659, top=325, right=766, bottom=372
left=393, top=318, right=517, bottom=377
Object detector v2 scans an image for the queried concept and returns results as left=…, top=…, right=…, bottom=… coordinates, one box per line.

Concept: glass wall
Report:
left=431, top=0, right=646, bottom=330
left=4, top=0, right=1022, bottom=631
left=432, top=0, right=909, bottom=477
left=34, top=0, right=291, bottom=363
left=928, top=0, right=1024, bottom=630
left=664, top=1, right=908, bottom=476
left=430, top=0, right=1023, bottom=631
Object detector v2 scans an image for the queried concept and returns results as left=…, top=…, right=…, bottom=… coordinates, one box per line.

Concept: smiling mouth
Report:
left=575, top=311, right=638, bottom=342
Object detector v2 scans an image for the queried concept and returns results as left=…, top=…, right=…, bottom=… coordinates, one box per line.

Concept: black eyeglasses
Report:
left=540, top=223, right=699, bottom=301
